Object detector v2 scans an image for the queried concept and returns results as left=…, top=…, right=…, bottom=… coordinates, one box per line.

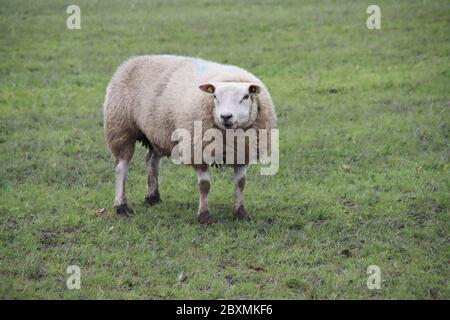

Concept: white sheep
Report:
left=103, top=55, right=277, bottom=224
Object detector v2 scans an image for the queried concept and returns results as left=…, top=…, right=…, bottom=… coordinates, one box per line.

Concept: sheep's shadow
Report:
left=149, top=199, right=240, bottom=223
left=126, top=198, right=286, bottom=227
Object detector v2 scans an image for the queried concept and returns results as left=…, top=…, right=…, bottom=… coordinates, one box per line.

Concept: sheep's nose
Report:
left=220, top=113, right=233, bottom=121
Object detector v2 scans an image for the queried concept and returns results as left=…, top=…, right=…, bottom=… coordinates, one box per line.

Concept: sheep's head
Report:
left=199, top=82, right=261, bottom=130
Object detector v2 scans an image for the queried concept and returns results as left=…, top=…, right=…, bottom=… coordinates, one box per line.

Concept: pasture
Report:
left=0, top=0, right=449, bottom=299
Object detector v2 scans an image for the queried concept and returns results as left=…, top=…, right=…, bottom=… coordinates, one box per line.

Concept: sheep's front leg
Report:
left=115, top=159, right=134, bottom=216
left=144, top=150, right=162, bottom=205
left=234, top=165, right=250, bottom=220
left=195, top=167, right=216, bottom=224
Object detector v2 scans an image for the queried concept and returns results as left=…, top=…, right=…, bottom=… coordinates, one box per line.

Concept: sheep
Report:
left=103, top=55, right=277, bottom=224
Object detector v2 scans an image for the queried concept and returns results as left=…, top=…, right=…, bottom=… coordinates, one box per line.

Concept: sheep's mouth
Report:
left=223, top=121, right=236, bottom=129
left=214, top=117, right=238, bottom=130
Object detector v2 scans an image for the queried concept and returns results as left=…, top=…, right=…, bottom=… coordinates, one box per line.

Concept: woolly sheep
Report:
left=103, top=55, right=277, bottom=224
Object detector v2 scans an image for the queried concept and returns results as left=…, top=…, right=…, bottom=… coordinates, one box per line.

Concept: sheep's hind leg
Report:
left=234, top=165, right=250, bottom=220
left=144, top=150, right=162, bottom=206
left=195, top=167, right=216, bottom=224
left=114, top=144, right=135, bottom=216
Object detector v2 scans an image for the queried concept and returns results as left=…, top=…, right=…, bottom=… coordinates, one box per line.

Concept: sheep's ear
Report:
left=249, top=84, right=261, bottom=95
left=199, top=83, right=215, bottom=93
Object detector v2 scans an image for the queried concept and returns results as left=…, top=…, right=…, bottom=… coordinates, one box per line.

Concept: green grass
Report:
left=0, top=0, right=449, bottom=299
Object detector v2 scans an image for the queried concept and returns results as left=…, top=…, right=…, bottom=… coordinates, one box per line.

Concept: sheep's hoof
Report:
left=115, top=203, right=134, bottom=216
left=144, top=191, right=161, bottom=206
left=198, top=210, right=217, bottom=224
left=235, top=205, right=251, bottom=221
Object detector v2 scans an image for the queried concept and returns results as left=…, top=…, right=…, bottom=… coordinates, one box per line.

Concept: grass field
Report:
left=0, top=0, right=449, bottom=299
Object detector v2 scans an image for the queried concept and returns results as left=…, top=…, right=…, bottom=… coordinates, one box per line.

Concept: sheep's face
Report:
left=199, top=82, right=261, bottom=130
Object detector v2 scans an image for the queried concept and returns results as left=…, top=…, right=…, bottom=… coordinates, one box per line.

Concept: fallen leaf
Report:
left=249, top=266, right=265, bottom=272
left=286, top=279, right=307, bottom=289
left=96, top=208, right=111, bottom=217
